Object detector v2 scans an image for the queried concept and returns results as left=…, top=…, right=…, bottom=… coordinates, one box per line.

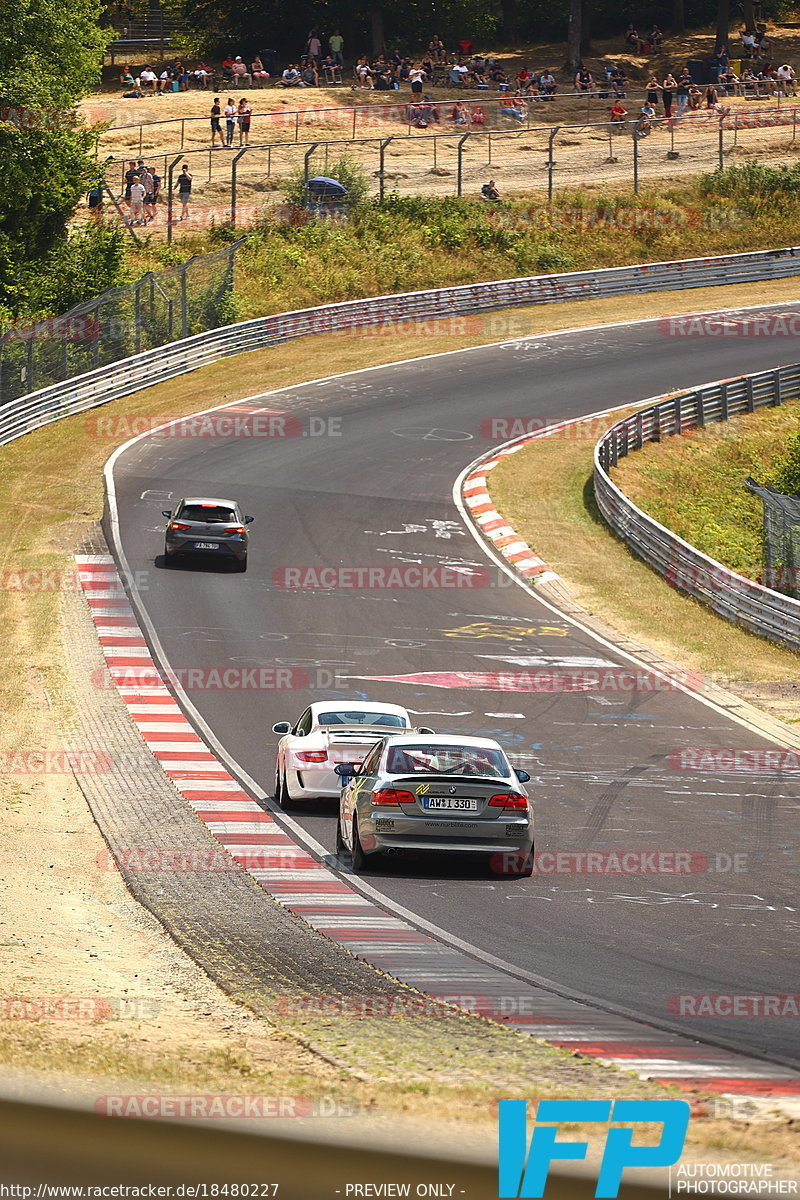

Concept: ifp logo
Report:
left=498, top=1099, right=690, bottom=1198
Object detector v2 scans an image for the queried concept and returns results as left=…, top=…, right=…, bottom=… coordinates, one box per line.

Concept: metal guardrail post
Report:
left=230, top=147, right=248, bottom=226
left=181, top=118, right=185, bottom=150
left=134, top=279, right=142, bottom=354
left=180, top=264, right=188, bottom=339
left=633, top=130, right=639, bottom=194
left=304, top=143, right=319, bottom=184
left=721, top=382, right=729, bottom=421
left=718, top=119, right=724, bottom=168
left=295, top=112, right=300, bottom=142
left=378, top=138, right=393, bottom=202
left=547, top=126, right=559, bottom=201
left=746, top=375, right=755, bottom=412
left=166, top=153, right=183, bottom=246
left=774, top=368, right=783, bottom=404
left=457, top=132, right=470, bottom=198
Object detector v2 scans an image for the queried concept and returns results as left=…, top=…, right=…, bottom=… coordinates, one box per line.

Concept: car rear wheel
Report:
left=234, top=555, right=247, bottom=573
left=277, top=770, right=295, bottom=811
left=350, top=818, right=367, bottom=873
left=513, top=848, right=534, bottom=878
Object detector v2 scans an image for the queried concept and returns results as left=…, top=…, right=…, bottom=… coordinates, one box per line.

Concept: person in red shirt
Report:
left=609, top=99, right=628, bottom=131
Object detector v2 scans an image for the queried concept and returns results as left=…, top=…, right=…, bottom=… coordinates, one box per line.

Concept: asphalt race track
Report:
left=107, top=309, right=800, bottom=1068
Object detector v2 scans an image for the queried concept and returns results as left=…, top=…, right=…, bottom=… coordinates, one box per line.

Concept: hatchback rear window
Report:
left=179, top=505, right=237, bottom=523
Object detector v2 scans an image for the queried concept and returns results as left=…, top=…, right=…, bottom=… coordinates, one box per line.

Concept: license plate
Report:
left=422, top=797, right=478, bottom=811
left=194, top=541, right=218, bottom=550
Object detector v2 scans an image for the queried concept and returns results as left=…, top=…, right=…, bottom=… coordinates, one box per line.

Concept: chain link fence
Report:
left=746, top=477, right=800, bottom=598
left=0, top=240, right=242, bottom=408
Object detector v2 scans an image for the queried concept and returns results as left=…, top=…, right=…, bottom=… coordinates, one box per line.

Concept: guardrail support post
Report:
left=774, top=369, right=782, bottom=405
left=633, top=129, right=639, bottom=194
left=378, top=137, right=393, bottom=201
left=718, top=119, right=724, bottom=168
left=295, top=112, right=300, bottom=142
left=180, top=263, right=188, bottom=339
left=181, top=118, right=185, bottom=149
left=134, top=279, right=142, bottom=353
left=653, top=405, right=661, bottom=441
left=746, top=375, right=755, bottom=412
left=721, top=382, right=729, bottom=421
left=674, top=394, right=681, bottom=434
left=231, top=147, right=248, bottom=226
left=304, top=142, right=319, bottom=185
left=547, top=126, right=559, bottom=201
left=166, top=153, right=183, bottom=245
left=457, top=132, right=470, bottom=198
left=697, top=390, right=705, bottom=428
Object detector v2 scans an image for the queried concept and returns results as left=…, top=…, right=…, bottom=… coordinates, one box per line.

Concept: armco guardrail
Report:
left=2, top=243, right=800, bottom=449
left=594, top=361, right=800, bottom=652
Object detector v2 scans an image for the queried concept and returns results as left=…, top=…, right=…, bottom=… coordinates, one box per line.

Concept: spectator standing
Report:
left=645, top=74, right=661, bottom=108
left=210, top=96, right=224, bottom=146
left=306, top=29, right=322, bottom=62
left=177, top=164, right=192, bottom=221
left=676, top=68, right=692, bottom=115
left=87, top=183, right=104, bottom=222
left=124, top=159, right=138, bottom=201
left=224, top=97, right=237, bottom=144
left=329, top=29, right=345, bottom=67
left=129, top=175, right=145, bottom=225
left=138, top=164, right=154, bottom=220
left=150, top=166, right=161, bottom=218
left=661, top=72, right=676, bottom=118
left=409, top=63, right=426, bottom=94
left=237, top=97, right=252, bottom=143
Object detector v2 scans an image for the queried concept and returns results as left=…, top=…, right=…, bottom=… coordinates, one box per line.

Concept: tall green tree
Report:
left=0, top=0, right=110, bottom=319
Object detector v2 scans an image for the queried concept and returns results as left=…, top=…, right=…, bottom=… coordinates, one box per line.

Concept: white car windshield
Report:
left=317, top=710, right=407, bottom=728
left=386, top=744, right=508, bottom=778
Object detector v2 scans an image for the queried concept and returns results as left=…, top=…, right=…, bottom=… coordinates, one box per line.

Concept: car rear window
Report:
left=318, top=711, right=406, bottom=728
left=386, top=744, right=508, bottom=778
left=179, top=505, right=237, bottom=523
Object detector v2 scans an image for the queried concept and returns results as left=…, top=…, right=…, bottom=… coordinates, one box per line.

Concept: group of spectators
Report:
left=209, top=96, right=253, bottom=145
left=121, top=158, right=193, bottom=223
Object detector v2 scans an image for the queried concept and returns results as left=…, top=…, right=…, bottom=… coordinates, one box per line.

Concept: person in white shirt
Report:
left=129, top=177, right=146, bottom=224
left=777, top=63, right=796, bottom=95
left=447, top=62, right=467, bottom=87
left=224, top=98, right=237, bottom=144
left=281, top=65, right=303, bottom=86
left=139, top=67, right=157, bottom=91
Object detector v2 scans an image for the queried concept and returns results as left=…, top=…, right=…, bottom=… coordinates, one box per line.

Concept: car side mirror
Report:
left=162, top=510, right=172, bottom=518
left=245, top=515, right=254, bottom=524
left=417, top=726, right=435, bottom=735
left=514, top=768, right=531, bottom=783
left=334, top=763, right=358, bottom=784
left=272, top=721, right=291, bottom=734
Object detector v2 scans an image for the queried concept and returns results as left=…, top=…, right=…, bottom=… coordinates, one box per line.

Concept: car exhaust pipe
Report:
left=385, top=847, right=404, bottom=856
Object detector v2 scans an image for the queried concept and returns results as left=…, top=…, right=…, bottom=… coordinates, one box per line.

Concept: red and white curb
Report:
left=76, top=552, right=800, bottom=1113
left=462, top=438, right=560, bottom=585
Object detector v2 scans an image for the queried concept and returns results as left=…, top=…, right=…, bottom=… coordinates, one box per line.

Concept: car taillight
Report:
left=488, top=793, right=528, bottom=810
left=371, top=788, right=415, bottom=806
left=296, top=751, right=327, bottom=763
left=226, top=526, right=245, bottom=534
left=169, top=522, right=191, bottom=531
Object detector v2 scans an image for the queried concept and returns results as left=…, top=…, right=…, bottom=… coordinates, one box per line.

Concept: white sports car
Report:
left=272, top=701, right=431, bottom=809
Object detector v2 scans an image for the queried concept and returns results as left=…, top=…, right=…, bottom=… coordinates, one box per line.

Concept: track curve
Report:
left=107, top=308, right=800, bottom=1068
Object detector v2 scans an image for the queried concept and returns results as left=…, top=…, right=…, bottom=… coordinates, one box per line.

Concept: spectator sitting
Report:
left=251, top=57, right=269, bottom=87
left=501, top=95, right=527, bottom=121
left=232, top=56, right=251, bottom=87
left=120, top=65, right=135, bottom=89
left=301, top=61, right=319, bottom=86
left=470, top=105, right=487, bottom=124
left=741, top=31, right=757, bottom=58
left=649, top=25, right=664, bottom=49
left=610, top=64, right=628, bottom=96
left=574, top=66, right=593, bottom=92
left=448, top=61, right=469, bottom=86
left=428, top=34, right=446, bottom=62
left=776, top=63, right=796, bottom=95
left=718, top=67, right=739, bottom=95
left=354, top=56, right=375, bottom=88
left=221, top=56, right=236, bottom=82
left=688, top=84, right=703, bottom=109
left=375, top=69, right=396, bottom=90
left=739, top=65, right=757, bottom=93
left=481, top=179, right=500, bottom=201
left=490, top=62, right=508, bottom=85
left=626, top=23, right=643, bottom=53
left=539, top=69, right=557, bottom=97
left=281, top=64, right=304, bottom=86
left=472, top=56, right=488, bottom=85
left=516, top=67, right=532, bottom=93
left=756, top=30, right=771, bottom=57
left=139, top=65, right=157, bottom=91
left=757, top=65, right=777, bottom=94
left=158, top=68, right=173, bottom=93
left=610, top=99, right=628, bottom=128
left=193, top=62, right=213, bottom=88
left=705, top=84, right=719, bottom=106
left=638, top=100, right=655, bottom=131
left=452, top=100, right=470, bottom=123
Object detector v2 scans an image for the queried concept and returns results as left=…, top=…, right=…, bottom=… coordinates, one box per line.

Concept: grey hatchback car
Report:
left=162, top=497, right=253, bottom=571
left=335, top=733, right=534, bottom=876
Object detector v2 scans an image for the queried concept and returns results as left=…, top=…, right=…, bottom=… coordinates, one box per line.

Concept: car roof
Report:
left=181, top=497, right=240, bottom=508
left=381, top=733, right=506, bottom=751
left=310, top=701, right=410, bottom=717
